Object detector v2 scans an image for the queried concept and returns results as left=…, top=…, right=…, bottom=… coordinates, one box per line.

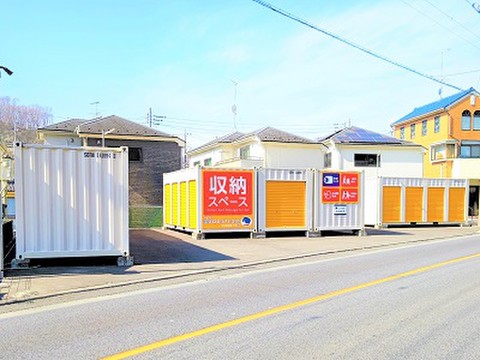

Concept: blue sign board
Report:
left=322, top=173, right=340, bottom=187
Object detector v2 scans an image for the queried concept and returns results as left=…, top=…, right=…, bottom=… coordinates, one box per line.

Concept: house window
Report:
left=193, top=161, right=200, bottom=167
left=410, top=124, right=416, bottom=139
left=324, top=153, right=332, bottom=168
left=460, top=143, right=480, bottom=158
left=431, top=143, right=456, bottom=161
left=422, top=120, right=427, bottom=136
left=462, top=110, right=471, bottom=130
left=354, top=153, right=380, bottom=167
left=203, top=158, right=212, bottom=166
left=474, top=111, right=480, bottom=130
left=400, top=127, right=405, bottom=140
left=239, top=145, right=250, bottom=160
left=434, top=116, right=440, bottom=133
left=129, top=147, right=143, bottom=162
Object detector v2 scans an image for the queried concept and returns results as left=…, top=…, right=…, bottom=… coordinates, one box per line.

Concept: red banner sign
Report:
left=202, top=169, right=255, bottom=230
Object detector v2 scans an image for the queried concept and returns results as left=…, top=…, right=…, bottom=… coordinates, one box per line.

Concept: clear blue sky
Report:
left=2, top=0, right=480, bottom=148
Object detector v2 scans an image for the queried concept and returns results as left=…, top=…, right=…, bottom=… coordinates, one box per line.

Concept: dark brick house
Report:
left=38, top=115, right=184, bottom=209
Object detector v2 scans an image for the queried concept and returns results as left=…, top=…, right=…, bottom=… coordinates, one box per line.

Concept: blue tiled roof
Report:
left=391, top=87, right=476, bottom=126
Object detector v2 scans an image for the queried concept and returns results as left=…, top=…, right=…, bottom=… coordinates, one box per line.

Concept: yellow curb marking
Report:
left=103, top=252, right=480, bottom=359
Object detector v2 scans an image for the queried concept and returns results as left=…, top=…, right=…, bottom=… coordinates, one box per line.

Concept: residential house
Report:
left=38, top=115, right=185, bottom=212
left=188, top=127, right=325, bottom=169
left=391, top=87, right=480, bottom=215
left=319, top=126, right=425, bottom=178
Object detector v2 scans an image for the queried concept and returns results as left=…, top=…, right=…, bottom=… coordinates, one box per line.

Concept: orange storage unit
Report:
left=405, top=187, right=423, bottom=223
left=427, top=187, right=445, bottom=222
left=382, top=186, right=401, bottom=223
left=266, top=181, right=306, bottom=228
left=256, top=168, right=314, bottom=234
left=448, top=187, right=466, bottom=222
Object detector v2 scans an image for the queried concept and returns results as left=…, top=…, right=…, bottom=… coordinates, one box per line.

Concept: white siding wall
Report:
left=263, top=144, right=324, bottom=169
left=189, top=147, right=222, bottom=167
left=336, top=146, right=424, bottom=178
left=451, top=158, right=480, bottom=179
left=43, top=134, right=83, bottom=147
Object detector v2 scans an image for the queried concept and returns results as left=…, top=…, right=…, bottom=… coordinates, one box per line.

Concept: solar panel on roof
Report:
left=334, top=127, right=401, bottom=144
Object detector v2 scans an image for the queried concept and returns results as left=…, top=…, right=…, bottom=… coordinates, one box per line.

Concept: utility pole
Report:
left=183, top=128, right=192, bottom=168
left=147, top=108, right=165, bottom=127
left=231, top=80, right=238, bottom=130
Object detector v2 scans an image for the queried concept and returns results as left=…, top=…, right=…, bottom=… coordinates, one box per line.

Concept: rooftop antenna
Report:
left=90, top=101, right=100, bottom=118
left=231, top=80, right=238, bottom=130
left=439, top=49, right=451, bottom=98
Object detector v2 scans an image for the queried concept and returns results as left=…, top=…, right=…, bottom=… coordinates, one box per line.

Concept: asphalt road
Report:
left=1, top=235, right=480, bottom=359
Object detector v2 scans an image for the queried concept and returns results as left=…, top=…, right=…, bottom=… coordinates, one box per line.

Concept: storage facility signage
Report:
left=202, top=169, right=255, bottom=230
left=322, top=172, right=360, bottom=204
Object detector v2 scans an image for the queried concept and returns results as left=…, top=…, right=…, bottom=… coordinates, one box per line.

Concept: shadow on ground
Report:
left=130, top=229, right=236, bottom=264
left=3, top=229, right=235, bottom=277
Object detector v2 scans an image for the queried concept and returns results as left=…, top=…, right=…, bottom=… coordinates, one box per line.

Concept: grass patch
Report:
left=129, top=206, right=163, bottom=228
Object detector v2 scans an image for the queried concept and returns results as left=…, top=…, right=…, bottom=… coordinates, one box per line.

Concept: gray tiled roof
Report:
left=239, top=126, right=317, bottom=144
left=189, top=131, right=245, bottom=153
left=189, top=126, right=317, bottom=154
left=40, top=115, right=176, bottom=138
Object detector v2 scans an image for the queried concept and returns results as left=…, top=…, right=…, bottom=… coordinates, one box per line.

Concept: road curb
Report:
left=1, top=230, right=479, bottom=306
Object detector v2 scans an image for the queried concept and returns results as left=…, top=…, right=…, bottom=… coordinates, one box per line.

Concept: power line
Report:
left=435, top=68, right=480, bottom=77
left=464, top=0, right=480, bottom=14
left=422, top=0, right=480, bottom=42
left=400, top=0, right=480, bottom=51
left=251, top=0, right=464, bottom=91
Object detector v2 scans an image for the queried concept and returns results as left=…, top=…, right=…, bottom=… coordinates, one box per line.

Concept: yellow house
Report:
left=391, top=87, right=480, bottom=215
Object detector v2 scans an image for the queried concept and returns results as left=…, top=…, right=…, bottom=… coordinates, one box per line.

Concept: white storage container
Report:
left=314, top=170, right=364, bottom=234
left=365, top=176, right=469, bottom=227
left=14, top=144, right=129, bottom=261
left=256, top=168, right=314, bottom=234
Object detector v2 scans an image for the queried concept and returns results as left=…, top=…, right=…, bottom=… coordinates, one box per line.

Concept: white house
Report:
left=319, top=126, right=425, bottom=178
left=188, top=127, right=326, bottom=169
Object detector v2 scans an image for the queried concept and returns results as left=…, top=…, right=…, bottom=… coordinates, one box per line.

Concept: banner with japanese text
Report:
left=321, top=171, right=360, bottom=204
left=202, top=169, right=255, bottom=230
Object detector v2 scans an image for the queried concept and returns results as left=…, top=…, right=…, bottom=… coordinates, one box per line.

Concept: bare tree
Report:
left=0, top=97, right=52, bottom=145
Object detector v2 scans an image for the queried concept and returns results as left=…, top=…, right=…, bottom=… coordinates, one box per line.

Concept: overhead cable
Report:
left=251, top=0, right=464, bottom=91
left=401, top=0, right=480, bottom=50
left=422, top=0, right=480, bottom=42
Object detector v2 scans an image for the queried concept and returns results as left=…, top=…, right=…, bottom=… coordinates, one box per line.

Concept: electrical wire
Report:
left=464, top=0, right=480, bottom=14
left=422, top=0, right=480, bottom=42
left=400, top=0, right=480, bottom=51
left=251, top=0, right=464, bottom=92
left=435, top=68, right=480, bottom=77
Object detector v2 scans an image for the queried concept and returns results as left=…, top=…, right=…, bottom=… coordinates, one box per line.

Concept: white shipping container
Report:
left=14, top=144, right=129, bottom=261
left=364, top=176, right=469, bottom=227
left=314, top=170, right=364, bottom=234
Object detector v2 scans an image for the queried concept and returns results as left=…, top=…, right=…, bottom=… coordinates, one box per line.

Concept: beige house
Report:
left=188, top=127, right=326, bottom=169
